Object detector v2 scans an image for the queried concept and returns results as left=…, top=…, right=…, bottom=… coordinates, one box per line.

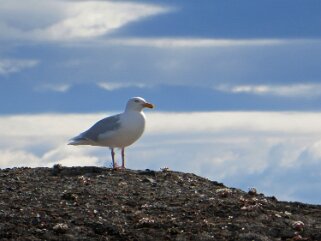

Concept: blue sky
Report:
left=1, top=0, right=321, bottom=113
left=1, top=0, right=321, bottom=204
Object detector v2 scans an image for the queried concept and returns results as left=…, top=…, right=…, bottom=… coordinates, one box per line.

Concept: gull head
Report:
left=125, top=97, right=154, bottom=112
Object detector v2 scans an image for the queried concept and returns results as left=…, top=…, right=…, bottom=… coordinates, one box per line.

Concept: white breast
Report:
left=98, top=111, right=146, bottom=148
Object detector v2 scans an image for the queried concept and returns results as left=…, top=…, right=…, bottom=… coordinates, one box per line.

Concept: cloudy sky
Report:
left=1, top=0, right=321, bottom=204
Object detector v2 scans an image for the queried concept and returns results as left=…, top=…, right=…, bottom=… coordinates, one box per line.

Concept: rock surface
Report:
left=0, top=166, right=320, bottom=240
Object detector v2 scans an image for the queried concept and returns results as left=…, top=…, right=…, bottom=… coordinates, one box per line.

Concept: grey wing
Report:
left=78, top=114, right=121, bottom=142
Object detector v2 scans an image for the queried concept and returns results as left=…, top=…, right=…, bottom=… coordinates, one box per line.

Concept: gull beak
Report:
left=143, top=102, right=154, bottom=109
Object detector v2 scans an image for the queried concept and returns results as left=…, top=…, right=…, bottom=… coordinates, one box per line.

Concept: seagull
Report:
left=68, top=97, right=154, bottom=169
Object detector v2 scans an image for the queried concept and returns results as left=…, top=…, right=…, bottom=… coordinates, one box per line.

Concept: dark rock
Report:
left=139, top=169, right=157, bottom=176
left=51, top=164, right=63, bottom=176
left=238, top=232, right=270, bottom=241
left=0, top=166, right=320, bottom=240
left=87, top=222, right=120, bottom=236
left=52, top=223, right=69, bottom=234
left=248, top=187, right=257, bottom=195
left=61, top=192, right=79, bottom=202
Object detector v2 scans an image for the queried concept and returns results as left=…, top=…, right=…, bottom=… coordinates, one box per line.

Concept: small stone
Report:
left=52, top=164, right=63, bottom=175
left=248, top=187, right=257, bottom=195
left=118, top=181, right=128, bottom=186
left=292, top=221, right=304, bottom=231
left=139, top=169, right=156, bottom=176
left=139, top=217, right=155, bottom=224
left=142, top=177, right=156, bottom=184
left=62, top=192, right=78, bottom=202
left=34, top=228, right=45, bottom=234
left=216, top=188, right=232, bottom=197
left=292, top=234, right=305, bottom=240
left=274, top=213, right=282, bottom=218
left=161, top=167, right=170, bottom=172
left=78, top=175, right=91, bottom=185
left=284, top=211, right=292, bottom=217
left=53, top=223, right=69, bottom=233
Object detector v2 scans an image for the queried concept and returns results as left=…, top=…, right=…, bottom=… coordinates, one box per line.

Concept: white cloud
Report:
left=34, top=83, right=71, bottom=92
left=43, top=145, right=99, bottom=167
left=1, top=112, right=321, bottom=203
left=0, top=146, right=99, bottom=168
left=97, top=38, right=321, bottom=49
left=0, top=0, right=170, bottom=42
left=147, top=112, right=321, bottom=135
left=0, top=113, right=105, bottom=168
left=217, top=83, right=321, bottom=98
left=305, top=141, right=321, bottom=160
left=104, top=38, right=288, bottom=48
left=35, top=2, right=169, bottom=41
left=0, top=59, right=39, bottom=75
left=0, top=149, right=41, bottom=167
left=297, top=140, right=321, bottom=166
left=97, top=82, right=147, bottom=91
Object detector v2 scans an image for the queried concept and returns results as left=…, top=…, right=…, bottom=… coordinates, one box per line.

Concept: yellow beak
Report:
left=143, top=102, right=154, bottom=109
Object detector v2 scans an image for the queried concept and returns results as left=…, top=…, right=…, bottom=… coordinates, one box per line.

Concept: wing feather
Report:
left=69, top=114, right=121, bottom=144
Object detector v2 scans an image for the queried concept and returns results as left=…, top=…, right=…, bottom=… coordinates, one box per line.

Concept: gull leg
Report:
left=121, top=148, right=125, bottom=169
left=111, top=148, right=116, bottom=169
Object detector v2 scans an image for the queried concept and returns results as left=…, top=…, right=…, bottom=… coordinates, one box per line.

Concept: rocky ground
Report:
left=0, top=165, right=320, bottom=240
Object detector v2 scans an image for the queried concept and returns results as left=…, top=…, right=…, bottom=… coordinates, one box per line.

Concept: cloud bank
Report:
left=103, top=38, right=288, bottom=48
left=0, top=0, right=170, bottom=42
left=217, top=83, right=321, bottom=98
left=1, top=112, right=321, bottom=204
left=0, top=59, right=39, bottom=75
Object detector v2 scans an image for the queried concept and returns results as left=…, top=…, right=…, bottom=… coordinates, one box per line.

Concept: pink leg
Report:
left=121, top=148, right=125, bottom=169
left=111, top=148, right=116, bottom=169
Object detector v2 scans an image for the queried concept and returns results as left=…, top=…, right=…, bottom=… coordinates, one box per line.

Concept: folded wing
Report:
left=68, top=114, right=121, bottom=145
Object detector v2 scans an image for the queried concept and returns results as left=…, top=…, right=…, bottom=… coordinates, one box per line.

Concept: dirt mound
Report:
left=0, top=166, right=320, bottom=240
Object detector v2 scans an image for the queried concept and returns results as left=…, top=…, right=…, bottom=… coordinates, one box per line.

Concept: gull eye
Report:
left=134, top=99, right=139, bottom=103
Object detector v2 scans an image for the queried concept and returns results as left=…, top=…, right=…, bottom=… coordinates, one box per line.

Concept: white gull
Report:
left=68, top=97, right=154, bottom=168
